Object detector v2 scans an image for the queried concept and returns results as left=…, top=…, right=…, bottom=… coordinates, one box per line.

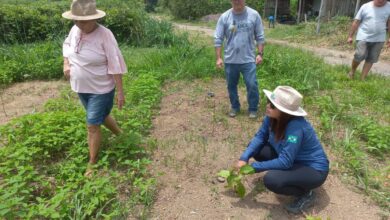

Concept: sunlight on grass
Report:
left=1, top=8, right=389, bottom=218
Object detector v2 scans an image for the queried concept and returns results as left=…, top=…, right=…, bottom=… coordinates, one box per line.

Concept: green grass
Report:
left=0, top=15, right=389, bottom=218
left=124, top=40, right=390, bottom=210
left=260, top=44, right=389, bottom=210
left=266, top=16, right=352, bottom=51
left=0, top=69, right=161, bottom=218
left=0, top=1, right=188, bottom=86
left=122, top=43, right=219, bottom=81
left=152, top=12, right=218, bottom=28
left=0, top=35, right=220, bottom=218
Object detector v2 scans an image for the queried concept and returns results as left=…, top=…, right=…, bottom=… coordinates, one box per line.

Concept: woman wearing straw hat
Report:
left=62, top=0, right=127, bottom=177
left=237, top=86, right=329, bottom=214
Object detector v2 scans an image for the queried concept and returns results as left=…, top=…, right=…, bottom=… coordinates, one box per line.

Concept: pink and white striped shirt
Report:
left=63, top=24, right=127, bottom=94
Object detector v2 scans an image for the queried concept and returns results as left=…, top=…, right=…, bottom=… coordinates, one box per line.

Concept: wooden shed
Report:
left=297, top=0, right=372, bottom=22
left=264, top=0, right=380, bottom=24
left=264, top=0, right=291, bottom=17
left=264, top=0, right=292, bottom=22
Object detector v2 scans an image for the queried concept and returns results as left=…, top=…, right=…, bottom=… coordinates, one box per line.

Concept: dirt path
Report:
left=0, top=80, right=67, bottom=125
left=150, top=79, right=383, bottom=219
left=173, top=23, right=390, bottom=77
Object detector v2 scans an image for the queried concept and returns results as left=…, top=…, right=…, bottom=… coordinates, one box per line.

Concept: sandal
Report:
left=84, top=164, right=95, bottom=178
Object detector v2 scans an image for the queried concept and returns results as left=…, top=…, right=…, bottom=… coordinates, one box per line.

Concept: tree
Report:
left=297, top=0, right=302, bottom=23
left=316, top=0, right=326, bottom=34
left=354, top=0, right=361, bottom=16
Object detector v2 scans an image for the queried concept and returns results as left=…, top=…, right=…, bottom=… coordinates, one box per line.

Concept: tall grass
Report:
left=266, top=16, right=352, bottom=50
left=260, top=44, right=335, bottom=93
left=122, top=43, right=217, bottom=81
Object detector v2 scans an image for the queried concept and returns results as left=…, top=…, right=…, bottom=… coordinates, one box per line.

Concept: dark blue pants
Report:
left=255, top=145, right=328, bottom=196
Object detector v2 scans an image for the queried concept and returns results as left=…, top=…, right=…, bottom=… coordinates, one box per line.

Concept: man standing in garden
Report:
left=347, top=0, right=390, bottom=80
left=268, top=15, right=275, bottom=28
left=214, top=0, right=265, bottom=118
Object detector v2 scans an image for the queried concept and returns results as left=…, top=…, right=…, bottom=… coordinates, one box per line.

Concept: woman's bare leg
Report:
left=85, top=124, right=101, bottom=177
left=87, top=125, right=102, bottom=164
left=104, top=115, right=122, bottom=135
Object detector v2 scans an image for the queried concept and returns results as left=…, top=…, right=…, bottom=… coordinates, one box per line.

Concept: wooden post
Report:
left=316, top=0, right=326, bottom=34
left=274, top=0, right=278, bottom=22
left=355, top=0, right=361, bottom=16
left=297, top=0, right=302, bottom=23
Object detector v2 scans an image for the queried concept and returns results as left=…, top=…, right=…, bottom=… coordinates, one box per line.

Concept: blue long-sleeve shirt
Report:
left=240, top=116, right=329, bottom=172
left=214, top=6, right=265, bottom=64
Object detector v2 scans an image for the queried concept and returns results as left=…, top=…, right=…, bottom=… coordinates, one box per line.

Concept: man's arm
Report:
left=348, top=20, right=360, bottom=44
left=254, top=14, right=265, bottom=65
left=387, top=19, right=390, bottom=47
left=215, top=47, right=223, bottom=69
left=214, top=15, right=225, bottom=69
left=256, top=43, right=264, bottom=65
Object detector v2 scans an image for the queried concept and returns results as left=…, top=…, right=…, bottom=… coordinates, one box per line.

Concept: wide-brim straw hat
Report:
left=263, top=86, right=307, bottom=116
left=62, top=0, right=106, bottom=20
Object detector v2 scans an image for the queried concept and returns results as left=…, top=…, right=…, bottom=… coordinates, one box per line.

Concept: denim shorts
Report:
left=78, top=89, right=115, bottom=125
left=354, top=41, right=384, bottom=63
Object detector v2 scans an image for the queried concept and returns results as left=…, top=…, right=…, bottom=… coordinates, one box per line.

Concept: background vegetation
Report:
left=159, top=0, right=264, bottom=20
left=266, top=16, right=352, bottom=49
left=0, top=0, right=187, bottom=85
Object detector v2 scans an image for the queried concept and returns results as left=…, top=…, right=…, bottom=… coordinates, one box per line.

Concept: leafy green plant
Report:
left=0, top=0, right=181, bottom=46
left=306, top=216, right=330, bottom=220
left=0, top=41, right=63, bottom=85
left=217, top=165, right=255, bottom=198
left=0, top=68, right=165, bottom=218
left=162, top=0, right=264, bottom=20
left=0, top=2, right=69, bottom=44
left=356, top=119, right=390, bottom=155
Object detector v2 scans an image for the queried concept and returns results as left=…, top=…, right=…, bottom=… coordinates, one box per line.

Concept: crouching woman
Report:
left=237, top=86, right=329, bottom=214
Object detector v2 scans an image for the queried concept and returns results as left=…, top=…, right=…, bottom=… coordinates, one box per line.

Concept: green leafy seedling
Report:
left=217, top=165, right=255, bottom=198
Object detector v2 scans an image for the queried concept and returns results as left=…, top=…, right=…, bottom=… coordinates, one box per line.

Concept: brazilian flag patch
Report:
left=287, top=135, right=298, bottom=144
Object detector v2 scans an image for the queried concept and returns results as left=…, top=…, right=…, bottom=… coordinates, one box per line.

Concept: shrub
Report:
left=245, top=0, right=264, bottom=14
left=0, top=0, right=180, bottom=46
left=164, top=0, right=265, bottom=20
left=145, top=0, right=158, bottom=12
left=0, top=2, right=69, bottom=44
left=0, top=41, right=63, bottom=84
left=167, top=0, right=212, bottom=20
left=0, top=0, right=187, bottom=85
